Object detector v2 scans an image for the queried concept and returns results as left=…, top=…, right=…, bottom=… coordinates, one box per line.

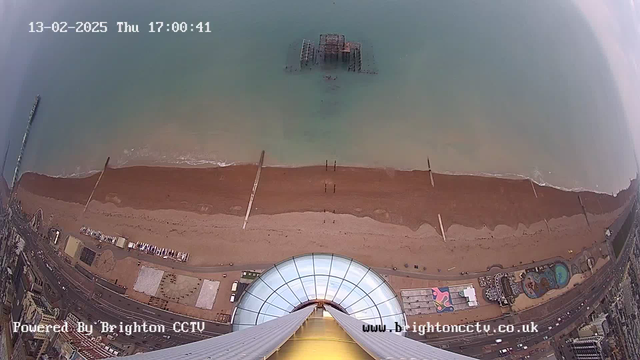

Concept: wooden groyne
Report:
left=243, top=150, right=265, bottom=229
left=12, top=95, right=40, bottom=189
left=83, top=157, right=110, bottom=215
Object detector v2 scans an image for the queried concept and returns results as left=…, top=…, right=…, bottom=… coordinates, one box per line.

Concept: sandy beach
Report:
left=16, top=165, right=636, bottom=231
left=13, top=165, right=637, bottom=274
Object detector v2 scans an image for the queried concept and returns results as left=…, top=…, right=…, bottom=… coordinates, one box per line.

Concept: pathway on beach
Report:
left=72, top=234, right=575, bottom=282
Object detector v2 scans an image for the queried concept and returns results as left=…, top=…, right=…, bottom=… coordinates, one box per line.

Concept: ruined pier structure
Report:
left=300, top=34, right=363, bottom=72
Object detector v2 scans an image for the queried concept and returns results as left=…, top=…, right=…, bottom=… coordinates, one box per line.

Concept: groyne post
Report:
left=438, top=213, right=447, bottom=242
left=243, top=150, right=265, bottom=230
left=427, top=157, right=434, bottom=187
left=577, top=194, right=590, bottom=229
left=530, top=179, right=538, bottom=198
left=83, top=157, right=110, bottom=215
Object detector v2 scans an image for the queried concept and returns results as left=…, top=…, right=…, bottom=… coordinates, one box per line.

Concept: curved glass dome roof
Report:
left=232, top=254, right=406, bottom=332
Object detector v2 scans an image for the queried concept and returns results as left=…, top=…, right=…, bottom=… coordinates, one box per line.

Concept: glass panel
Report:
left=266, top=292, right=295, bottom=312
left=301, top=276, right=317, bottom=300
left=287, top=278, right=309, bottom=302
left=325, top=276, right=342, bottom=301
left=238, top=293, right=266, bottom=313
left=260, top=267, right=285, bottom=289
left=262, top=303, right=289, bottom=317
left=351, top=307, right=379, bottom=321
left=232, top=255, right=407, bottom=333
left=341, top=287, right=367, bottom=309
left=368, top=284, right=396, bottom=305
left=344, top=263, right=369, bottom=285
left=234, top=309, right=258, bottom=325
left=358, top=273, right=383, bottom=294
left=329, top=257, right=351, bottom=278
left=362, top=318, right=379, bottom=325
left=275, top=260, right=300, bottom=282
left=333, top=280, right=355, bottom=305
left=382, top=314, right=406, bottom=330
left=276, top=283, right=302, bottom=305
left=257, top=314, right=277, bottom=325
left=248, top=278, right=274, bottom=301
left=315, top=275, right=329, bottom=300
left=376, top=297, right=403, bottom=317
left=347, top=295, right=376, bottom=314
left=313, top=254, right=332, bottom=275
left=294, top=255, right=314, bottom=277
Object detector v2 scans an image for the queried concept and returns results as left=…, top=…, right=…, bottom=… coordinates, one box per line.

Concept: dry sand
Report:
left=17, top=165, right=636, bottom=231
left=14, top=165, right=636, bottom=324
left=15, top=182, right=628, bottom=274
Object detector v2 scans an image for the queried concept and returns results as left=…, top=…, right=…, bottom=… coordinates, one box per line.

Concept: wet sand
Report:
left=12, top=165, right=637, bottom=274
left=16, top=165, right=637, bottom=231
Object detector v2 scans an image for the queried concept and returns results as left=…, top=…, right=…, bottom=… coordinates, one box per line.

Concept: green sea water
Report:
left=0, top=0, right=636, bottom=193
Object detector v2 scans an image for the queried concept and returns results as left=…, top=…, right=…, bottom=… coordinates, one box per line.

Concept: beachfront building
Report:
left=48, top=319, right=114, bottom=359
left=568, top=335, right=607, bottom=360
left=20, top=291, right=56, bottom=358
left=578, top=313, right=609, bottom=338
left=120, top=254, right=473, bottom=359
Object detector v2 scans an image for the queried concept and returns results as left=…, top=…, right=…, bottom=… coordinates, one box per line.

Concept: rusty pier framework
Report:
left=317, top=34, right=362, bottom=72
left=287, top=33, right=374, bottom=74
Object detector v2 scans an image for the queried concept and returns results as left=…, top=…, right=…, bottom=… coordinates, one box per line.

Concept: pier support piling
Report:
left=243, top=150, right=265, bottom=230
left=12, top=95, right=40, bottom=190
